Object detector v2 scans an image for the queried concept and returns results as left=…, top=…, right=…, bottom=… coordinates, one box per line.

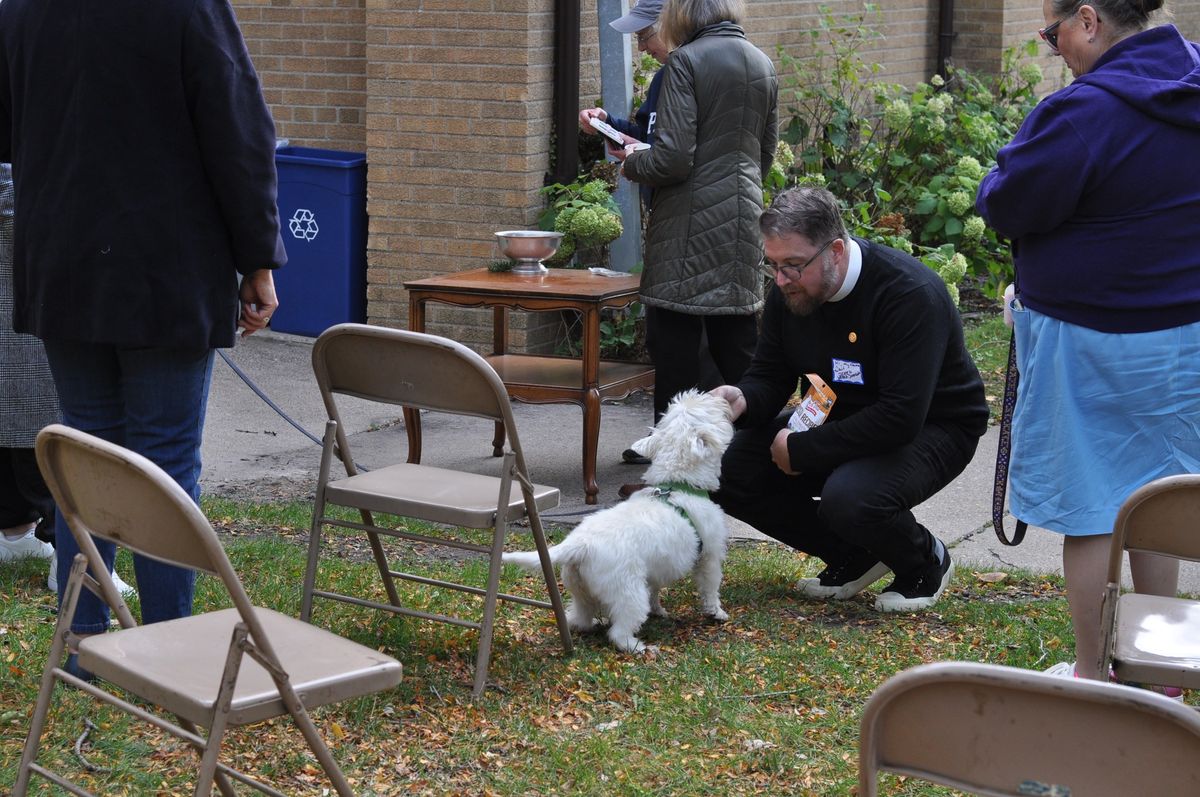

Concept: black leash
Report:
left=991, top=249, right=1028, bottom=547
left=217, top=349, right=323, bottom=447
left=992, top=328, right=1027, bottom=545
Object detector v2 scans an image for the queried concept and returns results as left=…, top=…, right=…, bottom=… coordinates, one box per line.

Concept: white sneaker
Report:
left=46, top=556, right=136, bottom=597
left=0, top=528, right=54, bottom=562
left=1044, top=661, right=1077, bottom=678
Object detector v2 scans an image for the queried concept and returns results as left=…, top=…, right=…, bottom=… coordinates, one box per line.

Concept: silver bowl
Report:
left=495, top=230, right=563, bottom=275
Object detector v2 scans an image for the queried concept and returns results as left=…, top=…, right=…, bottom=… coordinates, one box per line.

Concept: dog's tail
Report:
left=502, top=537, right=586, bottom=573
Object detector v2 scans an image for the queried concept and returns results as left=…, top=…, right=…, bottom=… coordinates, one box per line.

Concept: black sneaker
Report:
left=874, top=549, right=954, bottom=612
left=795, top=550, right=891, bottom=600
left=621, top=447, right=651, bottom=465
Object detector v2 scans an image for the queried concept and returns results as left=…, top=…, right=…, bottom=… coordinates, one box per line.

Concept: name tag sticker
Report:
left=831, top=358, right=864, bottom=385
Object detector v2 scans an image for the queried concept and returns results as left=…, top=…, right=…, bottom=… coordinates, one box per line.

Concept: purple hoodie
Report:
left=977, top=24, right=1200, bottom=333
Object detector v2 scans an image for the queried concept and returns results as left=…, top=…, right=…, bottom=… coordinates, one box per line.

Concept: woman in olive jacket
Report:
left=616, top=0, right=778, bottom=425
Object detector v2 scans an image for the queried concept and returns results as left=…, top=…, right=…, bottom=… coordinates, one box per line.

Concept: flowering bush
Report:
left=539, top=168, right=623, bottom=267
left=772, top=5, right=1044, bottom=300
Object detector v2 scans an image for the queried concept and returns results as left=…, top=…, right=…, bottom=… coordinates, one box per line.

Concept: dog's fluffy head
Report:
left=631, top=389, right=735, bottom=492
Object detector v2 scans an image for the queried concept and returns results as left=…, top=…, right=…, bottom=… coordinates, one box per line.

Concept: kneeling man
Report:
left=712, top=187, right=988, bottom=611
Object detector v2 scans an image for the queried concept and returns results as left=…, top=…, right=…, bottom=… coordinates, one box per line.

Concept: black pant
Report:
left=0, top=446, right=55, bottom=542
left=645, top=306, right=757, bottom=421
left=713, top=412, right=980, bottom=577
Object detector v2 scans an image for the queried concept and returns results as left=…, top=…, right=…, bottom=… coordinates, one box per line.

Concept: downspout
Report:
left=936, top=0, right=956, bottom=77
left=550, top=0, right=581, bottom=185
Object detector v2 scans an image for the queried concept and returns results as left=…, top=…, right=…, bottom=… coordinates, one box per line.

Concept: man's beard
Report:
left=782, top=256, right=839, bottom=316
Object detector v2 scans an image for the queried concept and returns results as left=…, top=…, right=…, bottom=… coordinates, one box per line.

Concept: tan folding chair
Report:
left=301, top=323, right=572, bottom=698
left=859, top=661, right=1200, bottom=796
left=15, top=424, right=402, bottom=797
left=1098, top=474, right=1200, bottom=691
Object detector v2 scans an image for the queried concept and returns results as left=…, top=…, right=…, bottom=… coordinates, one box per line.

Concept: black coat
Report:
left=0, top=0, right=287, bottom=349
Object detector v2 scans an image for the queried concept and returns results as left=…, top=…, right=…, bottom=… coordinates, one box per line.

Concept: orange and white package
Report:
left=787, top=373, right=837, bottom=432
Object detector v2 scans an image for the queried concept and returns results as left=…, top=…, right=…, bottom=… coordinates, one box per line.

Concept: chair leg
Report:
left=527, top=501, right=573, bottom=655
left=472, top=453, right=518, bottom=698
left=363, top=513, right=402, bottom=609
left=271, top=667, right=356, bottom=796
left=300, top=503, right=324, bottom=624
left=177, top=717, right=238, bottom=797
left=474, top=516, right=508, bottom=699
left=302, top=423, right=339, bottom=623
left=194, top=624, right=250, bottom=797
left=13, top=555, right=88, bottom=796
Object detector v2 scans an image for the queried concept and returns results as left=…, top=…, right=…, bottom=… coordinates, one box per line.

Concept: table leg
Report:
left=491, top=306, right=507, bottom=457
left=582, top=387, right=601, bottom=505
left=581, top=305, right=603, bottom=505
left=405, top=295, right=427, bottom=464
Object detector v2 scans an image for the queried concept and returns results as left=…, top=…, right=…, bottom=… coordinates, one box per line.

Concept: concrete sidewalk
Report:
left=201, top=330, right=1200, bottom=592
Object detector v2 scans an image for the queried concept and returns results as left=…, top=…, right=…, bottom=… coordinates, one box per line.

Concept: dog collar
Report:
left=651, top=481, right=710, bottom=499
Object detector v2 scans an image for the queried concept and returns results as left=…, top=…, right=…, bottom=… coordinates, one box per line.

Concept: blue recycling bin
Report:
left=271, top=147, right=367, bottom=337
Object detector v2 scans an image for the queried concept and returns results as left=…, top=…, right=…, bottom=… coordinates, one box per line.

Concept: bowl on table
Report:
left=495, top=230, right=563, bottom=275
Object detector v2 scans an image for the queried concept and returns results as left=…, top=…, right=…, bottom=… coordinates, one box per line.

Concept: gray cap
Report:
left=609, top=0, right=664, bottom=34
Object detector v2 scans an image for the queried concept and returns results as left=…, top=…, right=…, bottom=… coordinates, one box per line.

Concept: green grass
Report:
left=0, top=498, right=1088, bottom=796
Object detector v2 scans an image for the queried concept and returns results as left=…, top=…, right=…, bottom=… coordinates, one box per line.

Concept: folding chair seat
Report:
left=14, top=424, right=402, bottom=797
left=1098, top=474, right=1200, bottom=691
left=859, top=661, right=1200, bottom=796
left=301, top=323, right=572, bottom=698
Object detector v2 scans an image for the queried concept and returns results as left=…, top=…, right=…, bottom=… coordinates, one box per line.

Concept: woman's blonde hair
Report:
left=658, top=0, right=745, bottom=49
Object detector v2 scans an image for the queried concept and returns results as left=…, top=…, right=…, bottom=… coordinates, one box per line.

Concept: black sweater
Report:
left=737, top=238, right=989, bottom=473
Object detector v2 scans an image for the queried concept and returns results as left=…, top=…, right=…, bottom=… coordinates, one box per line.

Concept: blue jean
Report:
left=43, top=341, right=214, bottom=633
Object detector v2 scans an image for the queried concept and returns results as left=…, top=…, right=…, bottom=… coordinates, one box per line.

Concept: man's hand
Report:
left=238, top=268, right=279, bottom=337
left=770, top=427, right=798, bottom=475
left=709, top=385, right=746, bottom=422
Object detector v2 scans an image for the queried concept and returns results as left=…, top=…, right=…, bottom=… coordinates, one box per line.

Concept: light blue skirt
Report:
left=1009, top=306, right=1200, bottom=536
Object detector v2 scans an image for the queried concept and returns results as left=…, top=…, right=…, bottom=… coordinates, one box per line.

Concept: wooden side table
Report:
left=403, top=268, right=654, bottom=504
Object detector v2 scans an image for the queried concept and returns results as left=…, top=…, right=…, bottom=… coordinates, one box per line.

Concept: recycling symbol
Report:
left=288, top=208, right=319, bottom=241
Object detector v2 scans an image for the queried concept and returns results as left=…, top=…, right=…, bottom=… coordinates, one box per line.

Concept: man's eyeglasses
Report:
left=636, top=28, right=657, bottom=46
left=760, top=238, right=836, bottom=282
left=1038, top=4, right=1080, bottom=51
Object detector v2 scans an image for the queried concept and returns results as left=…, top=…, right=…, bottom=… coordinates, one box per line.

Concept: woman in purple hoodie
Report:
left=977, top=0, right=1200, bottom=687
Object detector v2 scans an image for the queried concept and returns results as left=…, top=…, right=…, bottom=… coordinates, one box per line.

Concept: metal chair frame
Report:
left=301, top=323, right=572, bottom=698
left=1098, top=474, right=1200, bottom=690
left=14, top=424, right=402, bottom=797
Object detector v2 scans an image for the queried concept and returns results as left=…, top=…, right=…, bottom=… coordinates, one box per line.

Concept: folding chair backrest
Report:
left=35, top=425, right=264, bottom=636
left=859, top=661, right=1200, bottom=797
left=314, top=324, right=513, bottom=423
left=36, top=425, right=224, bottom=575
left=1109, top=474, right=1200, bottom=582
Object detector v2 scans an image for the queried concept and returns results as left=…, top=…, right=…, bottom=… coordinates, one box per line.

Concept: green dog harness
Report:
left=649, top=481, right=709, bottom=550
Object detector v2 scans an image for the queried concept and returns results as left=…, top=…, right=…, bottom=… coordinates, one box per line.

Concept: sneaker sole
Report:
left=796, top=562, right=891, bottom=600
left=874, top=558, right=955, bottom=612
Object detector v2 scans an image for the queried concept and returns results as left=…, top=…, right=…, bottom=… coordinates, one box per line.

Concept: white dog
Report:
left=504, top=389, right=735, bottom=653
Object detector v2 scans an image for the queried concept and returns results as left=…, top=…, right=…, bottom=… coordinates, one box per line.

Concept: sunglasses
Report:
left=761, top=238, right=836, bottom=282
left=1038, top=5, right=1081, bottom=51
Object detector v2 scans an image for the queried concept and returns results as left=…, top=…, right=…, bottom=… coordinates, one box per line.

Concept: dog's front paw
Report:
left=708, top=607, right=729, bottom=622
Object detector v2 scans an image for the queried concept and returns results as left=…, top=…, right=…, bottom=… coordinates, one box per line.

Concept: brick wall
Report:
left=235, top=0, right=367, bottom=152
left=359, top=0, right=562, bottom=347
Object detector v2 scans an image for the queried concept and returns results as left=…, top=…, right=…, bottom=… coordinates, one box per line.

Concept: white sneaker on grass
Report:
left=0, top=528, right=54, bottom=562
left=46, top=556, right=136, bottom=597
left=1044, top=661, right=1077, bottom=678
